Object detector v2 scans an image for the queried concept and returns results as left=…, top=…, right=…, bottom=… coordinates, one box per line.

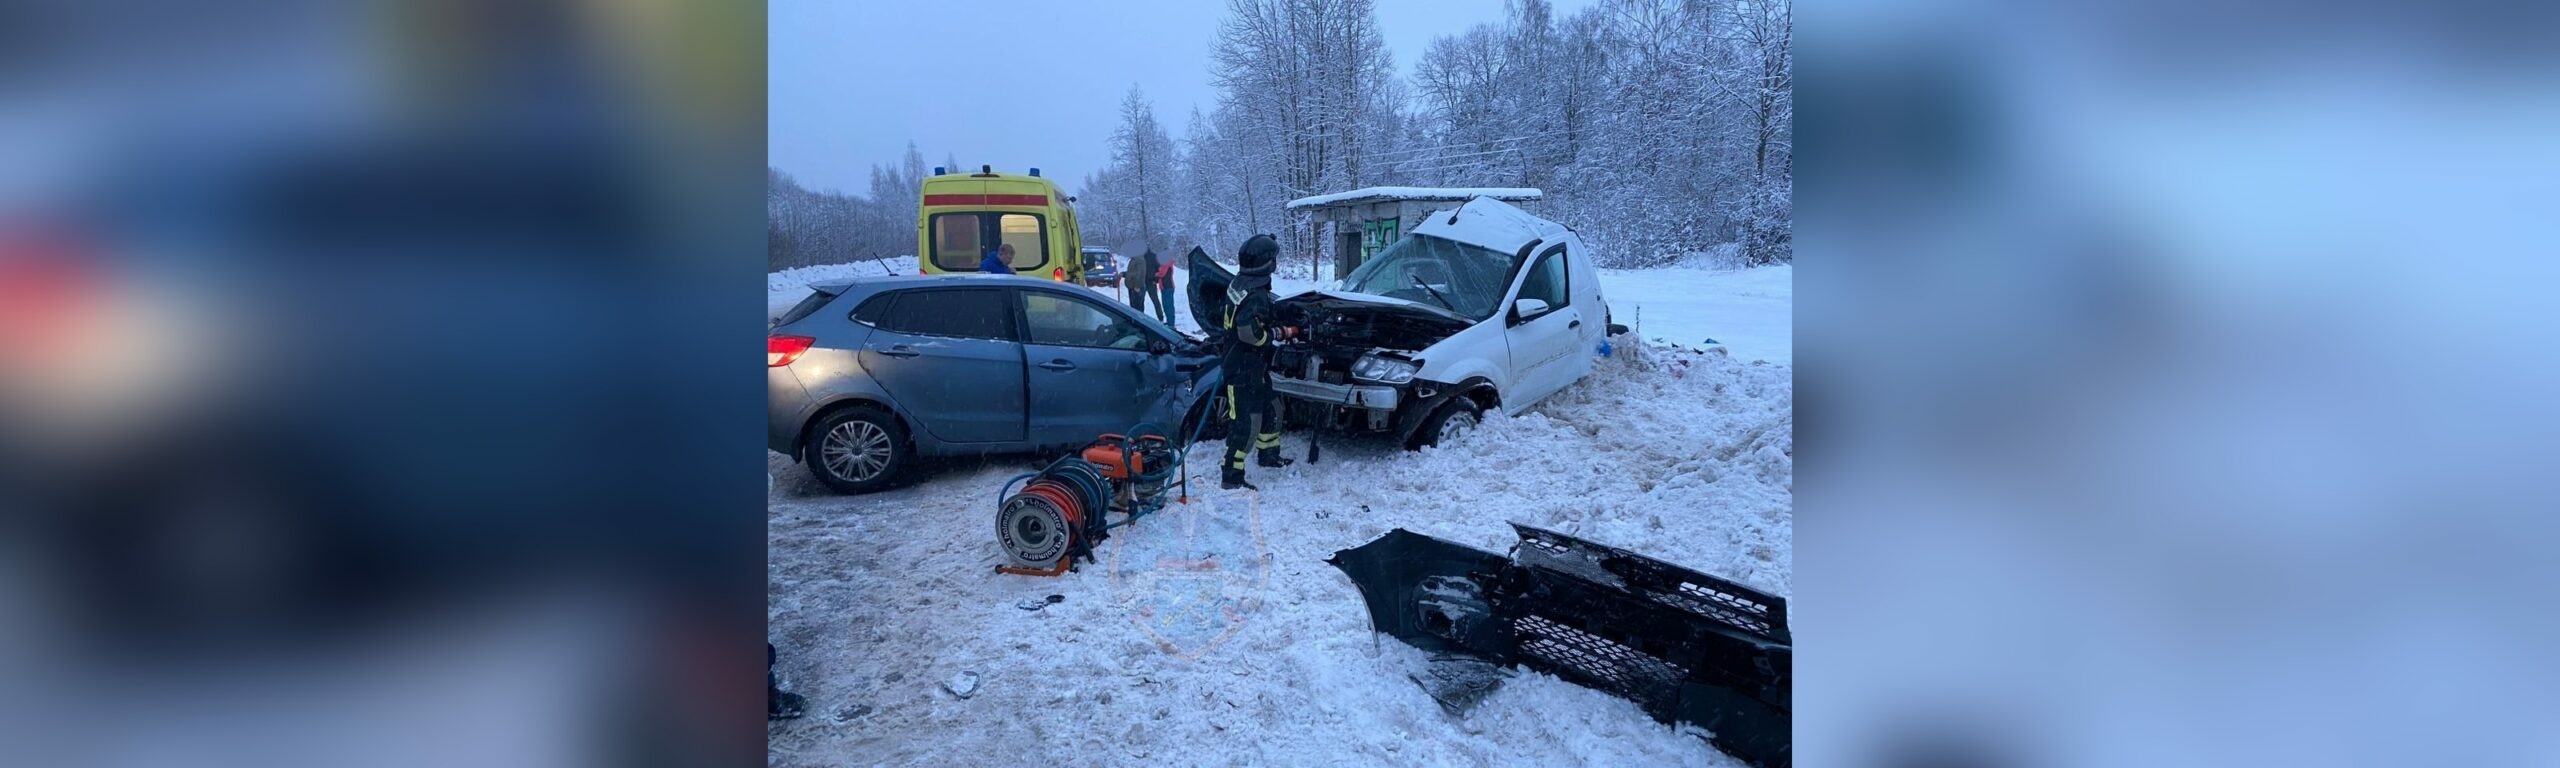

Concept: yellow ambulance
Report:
left=915, top=165, right=1084, bottom=283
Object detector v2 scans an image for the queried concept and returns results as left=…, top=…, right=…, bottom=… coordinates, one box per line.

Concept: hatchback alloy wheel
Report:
left=820, top=419, right=893, bottom=482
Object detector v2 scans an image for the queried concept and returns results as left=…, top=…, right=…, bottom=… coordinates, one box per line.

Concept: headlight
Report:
left=1351, top=354, right=1420, bottom=384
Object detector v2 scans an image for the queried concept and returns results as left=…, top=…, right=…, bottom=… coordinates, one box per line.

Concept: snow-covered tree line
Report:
left=767, top=141, right=927, bottom=270
left=1081, top=0, right=1791, bottom=269
left=769, top=0, right=1789, bottom=272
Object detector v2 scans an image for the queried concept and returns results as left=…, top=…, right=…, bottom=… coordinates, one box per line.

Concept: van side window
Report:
left=876, top=289, right=1015, bottom=341
left=1519, top=246, right=1570, bottom=310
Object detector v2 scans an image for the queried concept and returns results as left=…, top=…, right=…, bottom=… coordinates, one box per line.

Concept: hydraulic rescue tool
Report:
left=993, top=430, right=1183, bottom=576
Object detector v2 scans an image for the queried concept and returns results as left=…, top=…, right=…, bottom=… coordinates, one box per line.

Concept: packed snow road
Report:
left=764, top=281, right=1792, bottom=767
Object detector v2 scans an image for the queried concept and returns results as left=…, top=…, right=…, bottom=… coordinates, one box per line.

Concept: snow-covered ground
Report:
left=1604, top=264, right=1792, bottom=365
left=765, top=259, right=1791, bottom=767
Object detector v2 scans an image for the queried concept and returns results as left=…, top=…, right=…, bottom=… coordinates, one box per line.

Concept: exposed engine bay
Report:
left=1270, top=293, right=1464, bottom=387
left=1185, top=246, right=1478, bottom=444
left=1262, top=292, right=1474, bottom=440
left=1275, top=293, right=1469, bottom=355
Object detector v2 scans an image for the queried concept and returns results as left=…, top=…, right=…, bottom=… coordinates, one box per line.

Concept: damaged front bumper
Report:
left=1270, top=373, right=1402, bottom=412
left=1329, top=525, right=1792, bottom=768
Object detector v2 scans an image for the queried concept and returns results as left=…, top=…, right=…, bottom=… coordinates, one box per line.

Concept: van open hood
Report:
left=1192, top=247, right=1475, bottom=353
left=1275, top=290, right=1472, bottom=353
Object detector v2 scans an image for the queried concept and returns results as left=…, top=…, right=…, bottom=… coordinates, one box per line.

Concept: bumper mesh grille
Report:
left=1513, top=613, right=1687, bottom=716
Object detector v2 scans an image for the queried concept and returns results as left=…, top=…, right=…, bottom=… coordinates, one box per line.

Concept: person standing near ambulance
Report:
left=1217, top=234, right=1298, bottom=490
left=979, top=243, right=1015, bottom=274
left=1126, top=248, right=1157, bottom=314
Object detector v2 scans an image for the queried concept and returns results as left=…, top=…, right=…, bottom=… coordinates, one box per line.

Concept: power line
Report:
left=1355, top=128, right=1576, bottom=161
left=1355, top=131, right=1568, bottom=162
left=1376, top=143, right=1554, bottom=169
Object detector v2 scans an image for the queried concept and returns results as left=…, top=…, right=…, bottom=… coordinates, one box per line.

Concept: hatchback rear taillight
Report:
left=1052, top=267, right=1064, bottom=281
left=0, top=230, right=100, bottom=364
left=768, top=335, right=815, bottom=367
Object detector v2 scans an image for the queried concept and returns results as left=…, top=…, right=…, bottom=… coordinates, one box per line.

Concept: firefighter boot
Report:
left=1254, top=429, right=1291, bottom=468
left=1256, top=447, right=1294, bottom=468
left=1222, top=448, right=1257, bottom=491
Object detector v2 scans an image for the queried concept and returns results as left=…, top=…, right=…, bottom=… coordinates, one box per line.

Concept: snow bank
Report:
left=767, top=257, right=920, bottom=318
left=770, top=256, right=920, bottom=293
left=1285, top=186, right=1542, bottom=209
left=766, top=339, right=1787, bottom=767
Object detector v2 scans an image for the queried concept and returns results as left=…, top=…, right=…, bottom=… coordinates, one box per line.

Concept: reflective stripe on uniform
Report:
left=1255, top=432, right=1281, bottom=449
left=1225, top=302, right=1266, bottom=347
left=1225, top=386, right=1237, bottom=420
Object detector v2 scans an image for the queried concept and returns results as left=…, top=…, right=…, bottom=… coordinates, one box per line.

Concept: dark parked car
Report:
left=768, top=274, right=1221, bottom=493
left=1079, top=246, right=1121, bottom=288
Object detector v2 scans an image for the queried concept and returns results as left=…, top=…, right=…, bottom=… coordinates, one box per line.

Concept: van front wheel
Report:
left=1408, top=398, right=1481, bottom=450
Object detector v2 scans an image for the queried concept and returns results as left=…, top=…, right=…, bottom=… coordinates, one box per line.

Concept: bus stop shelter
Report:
left=1285, top=186, right=1543, bottom=280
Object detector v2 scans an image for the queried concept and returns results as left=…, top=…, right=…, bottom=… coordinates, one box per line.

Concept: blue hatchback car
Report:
left=768, top=274, right=1221, bottom=493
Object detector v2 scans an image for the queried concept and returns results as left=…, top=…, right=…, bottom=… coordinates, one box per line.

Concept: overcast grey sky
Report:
left=768, top=0, right=1599, bottom=195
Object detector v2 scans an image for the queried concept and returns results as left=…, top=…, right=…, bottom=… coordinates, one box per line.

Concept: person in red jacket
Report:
left=1153, top=256, right=1176, bottom=325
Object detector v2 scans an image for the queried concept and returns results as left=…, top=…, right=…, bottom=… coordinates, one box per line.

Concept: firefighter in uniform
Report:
left=1219, top=234, right=1298, bottom=490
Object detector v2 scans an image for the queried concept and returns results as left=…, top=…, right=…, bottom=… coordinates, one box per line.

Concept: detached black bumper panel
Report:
left=1328, top=525, right=1792, bottom=768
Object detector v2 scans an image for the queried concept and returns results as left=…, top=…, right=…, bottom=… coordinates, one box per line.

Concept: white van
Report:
left=1190, top=197, right=1611, bottom=449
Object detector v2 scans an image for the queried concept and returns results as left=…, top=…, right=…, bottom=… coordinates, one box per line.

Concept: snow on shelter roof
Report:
left=1283, top=186, right=1542, bottom=210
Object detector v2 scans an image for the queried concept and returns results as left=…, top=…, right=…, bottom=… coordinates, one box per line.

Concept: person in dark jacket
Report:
left=1127, top=249, right=1157, bottom=314
left=1217, top=234, right=1298, bottom=490
left=979, top=243, right=1014, bottom=274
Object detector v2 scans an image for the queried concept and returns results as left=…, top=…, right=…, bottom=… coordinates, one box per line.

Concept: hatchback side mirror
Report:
left=1148, top=338, right=1173, bottom=355
left=1512, top=297, right=1552, bottom=324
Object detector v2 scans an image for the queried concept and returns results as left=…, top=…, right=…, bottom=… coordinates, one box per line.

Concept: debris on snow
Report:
left=942, top=671, right=980, bottom=699
left=1410, top=657, right=1515, bottom=715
